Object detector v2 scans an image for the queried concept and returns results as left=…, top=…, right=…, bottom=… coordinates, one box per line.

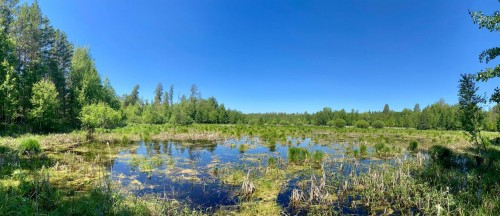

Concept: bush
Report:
left=430, top=145, right=454, bottom=168
left=18, top=138, right=41, bottom=156
left=328, top=119, right=347, bottom=128
left=372, top=120, right=385, bottom=129
left=355, top=120, right=370, bottom=129
left=408, top=140, right=419, bottom=153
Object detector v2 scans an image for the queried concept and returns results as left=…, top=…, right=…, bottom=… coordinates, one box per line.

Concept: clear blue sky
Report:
left=29, top=0, right=499, bottom=113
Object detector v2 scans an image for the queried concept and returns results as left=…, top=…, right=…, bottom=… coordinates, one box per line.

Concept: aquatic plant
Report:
left=241, top=170, right=255, bottom=198
left=408, top=140, right=419, bottom=153
left=312, top=150, right=325, bottom=165
left=18, top=138, right=41, bottom=156
left=288, top=147, right=310, bottom=164
left=360, top=143, right=368, bottom=157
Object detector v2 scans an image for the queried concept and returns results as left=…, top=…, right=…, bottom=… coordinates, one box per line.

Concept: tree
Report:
left=0, top=31, right=18, bottom=125
left=80, top=103, right=121, bottom=138
left=29, top=79, right=60, bottom=131
left=458, top=74, right=486, bottom=153
left=190, top=84, right=199, bottom=102
left=383, top=104, right=390, bottom=114
left=68, top=48, right=105, bottom=116
left=413, top=103, right=421, bottom=112
left=153, top=82, right=163, bottom=106
left=124, top=84, right=140, bottom=107
left=169, top=84, right=174, bottom=106
left=470, top=6, right=500, bottom=105
left=0, top=0, right=19, bottom=34
left=0, top=60, right=18, bottom=125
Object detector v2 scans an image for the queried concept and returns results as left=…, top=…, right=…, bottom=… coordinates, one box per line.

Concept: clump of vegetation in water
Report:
left=408, top=140, right=419, bottom=153
left=360, top=143, right=368, bottom=157
left=311, top=150, right=325, bottom=165
left=18, top=138, right=41, bottom=156
left=239, top=144, right=249, bottom=153
left=288, top=147, right=310, bottom=164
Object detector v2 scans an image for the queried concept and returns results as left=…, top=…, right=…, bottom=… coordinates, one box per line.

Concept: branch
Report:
left=479, top=47, right=500, bottom=63
left=469, top=10, right=500, bottom=32
left=475, top=65, right=500, bottom=82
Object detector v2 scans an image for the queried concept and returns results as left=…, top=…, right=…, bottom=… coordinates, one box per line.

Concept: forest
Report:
left=1, top=1, right=499, bottom=135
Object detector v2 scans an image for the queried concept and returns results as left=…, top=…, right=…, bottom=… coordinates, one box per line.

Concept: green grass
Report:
left=288, top=147, right=310, bottom=164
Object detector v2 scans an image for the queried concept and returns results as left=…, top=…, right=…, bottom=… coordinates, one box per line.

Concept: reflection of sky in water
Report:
left=110, top=138, right=397, bottom=212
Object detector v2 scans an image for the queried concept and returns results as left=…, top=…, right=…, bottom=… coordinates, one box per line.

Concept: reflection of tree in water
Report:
left=153, top=140, right=161, bottom=155
left=162, top=142, right=173, bottom=156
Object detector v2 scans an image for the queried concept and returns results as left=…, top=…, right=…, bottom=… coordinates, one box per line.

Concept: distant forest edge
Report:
left=0, top=1, right=499, bottom=135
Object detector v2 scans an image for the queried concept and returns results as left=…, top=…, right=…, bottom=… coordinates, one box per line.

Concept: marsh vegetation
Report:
left=1, top=124, right=499, bottom=215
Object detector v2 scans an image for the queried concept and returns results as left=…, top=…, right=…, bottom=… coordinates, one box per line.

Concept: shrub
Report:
left=355, top=120, right=370, bottom=129
left=372, top=120, right=385, bottom=129
left=408, top=140, right=419, bottom=153
left=18, top=138, right=41, bottom=156
left=328, top=119, right=347, bottom=128
left=430, top=145, right=454, bottom=168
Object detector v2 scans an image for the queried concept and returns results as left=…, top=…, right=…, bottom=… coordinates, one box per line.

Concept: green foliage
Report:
left=29, top=79, right=61, bottom=131
left=18, top=138, right=41, bottom=156
left=311, top=150, right=325, bottom=164
left=329, top=118, right=346, bottom=128
left=408, top=140, right=419, bottom=153
left=169, top=106, right=194, bottom=126
left=288, top=147, right=310, bottom=164
left=355, top=120, right=370, bottom=129
left=469, top=8, right=500, bottom=104
left=360, top=144, right=368, bottom=157
left=459, top=74, right=486, bottom=152
left=371, top=120, right=385, bottom=129
left=374, top=143, right=385, bottom=154
left=80, top=103, right=121, bottom=132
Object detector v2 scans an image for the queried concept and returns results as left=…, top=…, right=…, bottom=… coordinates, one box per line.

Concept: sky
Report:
left=27, top=0, right=499, bottom=113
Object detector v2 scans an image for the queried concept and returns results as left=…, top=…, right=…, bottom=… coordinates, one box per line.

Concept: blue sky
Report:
left=30, top=0, right=499, bottom=113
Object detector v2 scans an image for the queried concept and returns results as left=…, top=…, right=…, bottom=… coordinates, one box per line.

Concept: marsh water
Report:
left=109, top=137, right=397, bottom=213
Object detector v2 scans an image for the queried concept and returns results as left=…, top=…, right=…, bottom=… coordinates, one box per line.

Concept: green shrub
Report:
left=430, top=145, right=454, bottom=168
left=328, top=119, right=347, bottom=128
left=408, top=140, right=419, bottom=153
left=18, top=138, right=41, bottom=156
left=355, top=120, right=370, bottom=129
left=372, top=120, right=385, bottom=129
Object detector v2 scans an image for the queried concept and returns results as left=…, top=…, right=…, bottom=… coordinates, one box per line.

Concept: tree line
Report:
left=1, top=1, right=499, bottom=136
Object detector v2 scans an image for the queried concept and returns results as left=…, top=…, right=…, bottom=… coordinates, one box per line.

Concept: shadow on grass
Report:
left=0, top=144, right=154, bottom=215
left=416, top=144, right=500, bottom=214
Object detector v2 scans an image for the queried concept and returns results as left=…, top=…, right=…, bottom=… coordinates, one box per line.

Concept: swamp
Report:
left=1, top=124, right=499, bottom=215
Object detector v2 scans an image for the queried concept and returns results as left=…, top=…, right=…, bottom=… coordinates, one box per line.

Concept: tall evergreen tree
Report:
left=153, top=82, right=163, bottom=106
